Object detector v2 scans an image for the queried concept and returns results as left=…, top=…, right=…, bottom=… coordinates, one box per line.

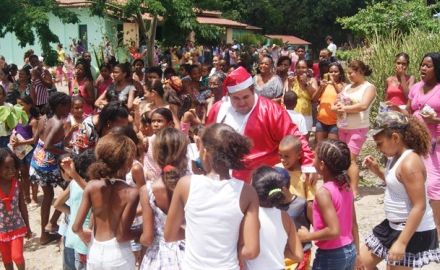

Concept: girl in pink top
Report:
left=71, top=60, right=95, bottom=116
left=385, top=53, right=415, bottom=107
left=298, top=139, right=360, bottom=270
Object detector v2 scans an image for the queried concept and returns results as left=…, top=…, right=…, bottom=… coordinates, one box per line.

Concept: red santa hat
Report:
left=223, top=66, right=254, bottom=95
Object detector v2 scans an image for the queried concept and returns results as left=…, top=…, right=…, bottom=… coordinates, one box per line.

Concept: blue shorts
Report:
left=0, top=136, right=10, bottom=148
left=315, top=121, right=338, bottom=134
left=312, top=243, right=356, bottom=270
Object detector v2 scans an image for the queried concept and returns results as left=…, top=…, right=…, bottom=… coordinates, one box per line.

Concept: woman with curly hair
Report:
left=164, top=123, right=260, bottom=269
left=362, top=111, right=439, bottom=269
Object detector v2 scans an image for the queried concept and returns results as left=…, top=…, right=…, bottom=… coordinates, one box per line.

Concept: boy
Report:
left=283, top=91, right=308, bottom=137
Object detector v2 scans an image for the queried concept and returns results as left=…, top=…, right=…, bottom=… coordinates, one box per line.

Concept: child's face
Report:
left=279, top=145, right=302, bottom=170
left=72, top=101, right=84, bottom=118
left=0, top=156, right=16, bottom=180
left=17, top=99, right=31, bottom=112
left=140, top=122, right=153, bottom=137
left=151, top=113, right=171, bottom=134
left=201, top=66, right=209, bottom=77
left=190, top=68, right=201, bottom=82
left=100, top=67, right=110, bottom=79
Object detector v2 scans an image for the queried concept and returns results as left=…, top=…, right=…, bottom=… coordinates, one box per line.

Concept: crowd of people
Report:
left=0, top=37, right=439, bottom=270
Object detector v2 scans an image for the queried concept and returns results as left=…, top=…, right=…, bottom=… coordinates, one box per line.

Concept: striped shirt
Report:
left=32, top=79, right=48, bottom=106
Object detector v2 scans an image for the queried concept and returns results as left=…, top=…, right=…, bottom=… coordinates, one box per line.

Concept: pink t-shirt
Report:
left=409, top=82, right=440, bottom=138
left=312, top=181, right=354, bottom=250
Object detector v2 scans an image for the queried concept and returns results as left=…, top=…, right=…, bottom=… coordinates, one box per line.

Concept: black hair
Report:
left=99, top=62, right=112, bottom=72
left=260, top=54, right=274, bottom=65
left=151, top=107, right=173, bottom=123
left=115, top=62, right=132, bottom=79
left=28, top=54, right=39, bottom=62
left=201, top=123, right=251, bottom=173
left=315, top=139, right=351, bottom=188
left=181, top=64, right=191, bottom=74
left=252, top=166, right=287, bottom=208
left=277, top=56, right=292, bottom=66
left=75, top=59, right=94, bottom=81
left=146, top=66, right=163, bottom=78
left=146, top=78, right=164, bottom=98
left=395, top=52, right=410, bottom=64
left=47, top=92, right=71, bottom=118
left=71, top=95, right=84, bottom=105
left=296, top=45, right=305, bottom=51
left=164, top=67, right=177, bottom=78
left=20, top=66, right=31, bottom=82
left=319, top=59, right=331, bottom=77
left=96, top=101, right=129, bottom=137
left=132, top=58, right=145, bottom=67
left=110, top=125, right=142, bottom=158
left=283, top=90, right=298, bottom=109
left=0, top=84, right=5, bottom=96
left=295, top=59, right=308, bottom=69
left=421, top=52, right=440, bottom=83
left=0, top=148, right=19, bottom=172
left=325, top=35, right=333, bottom=41
left=72, top=148, right=96, bottom=180
left=329, top=62, right=347, bottom=83
left=8, top=64, right=18, bottom=71
left=189, top=64, right=200, bottom=74
left=17, top=95, right=39, bottom=119
left=140, top=112, right=151, bottom=126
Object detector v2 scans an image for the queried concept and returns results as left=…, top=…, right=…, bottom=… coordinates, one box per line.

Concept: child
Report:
left=245, top=166, right=303, bottom=270
left=95, top=63, right=113, bottom=97
left=64, top=55, right=75, bottom=91
left=54, top=149, right=95, bottom=270
left=165, top=123, right=260, bottom=269
left=0, top=148, right=31, bottom=270
left=72, top=133, right=140, bottom=269
left=361, top=112, right=440, bottom=269
left=277, top=135, right=316, bottom=201
left=140, top=128, right=188, bottom=269
left=30, top=92, right=71, bottom=245
left=276, top=166, right=313, bottom=270
left=0, top=85, right=13, bottom=147
left=64, top=96, right=85, bottom=151
left=297, top=139, right=360, bottom=270
left=283, top=91, right=308, bottom=137
left=144, top=108, right=174, bottom=181
left=10, top=95, right=39, bottom=204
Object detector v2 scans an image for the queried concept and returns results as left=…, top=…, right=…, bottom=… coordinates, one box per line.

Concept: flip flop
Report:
left=40, top=233, right=61, bottom=245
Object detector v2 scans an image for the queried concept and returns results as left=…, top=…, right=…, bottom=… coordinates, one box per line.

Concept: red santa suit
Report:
left=206, top=67, right=314, bottom=183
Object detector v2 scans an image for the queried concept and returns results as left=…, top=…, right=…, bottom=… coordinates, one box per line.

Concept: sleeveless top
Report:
left=183, top=175, right=244, bottom=270
left=292, top=79, right=312, bottom=116
left=15, top=118, right=33, bottom=140
left=65, top=181, right=90, bottom=254
left=125, top=160, right=143, bottom=227
left=317, top=84, right=338, bottom=125
left=386, top=79, right=408, bottom=106
left=143, top=135, right=162, bottom=181
left=0, top=179, right=27, bottom=241
left=313, top=181, right=354, bottom=249
left=253, top=75, right=284, bottom=99
left=73, top=79, right=94, bottom=115
left=340, top=81, right=374, bottom=129
left=105, top=83, right=135, bottom=104
left=384, top=149, right=435, bottom=231
left=244, top=207, right=287, bottom=270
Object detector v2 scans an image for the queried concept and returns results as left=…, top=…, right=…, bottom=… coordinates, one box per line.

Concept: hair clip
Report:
left=268, top=188, right=282, bottom=197
left=163, top=165, right=175, bottom=173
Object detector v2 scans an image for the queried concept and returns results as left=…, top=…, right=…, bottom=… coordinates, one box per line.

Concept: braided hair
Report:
left=315, top=139, right=351, bottom=188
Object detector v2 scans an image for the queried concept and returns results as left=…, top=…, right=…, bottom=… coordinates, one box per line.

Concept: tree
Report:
left=0, top=0, right=78, bottom=65
left=337, top=0, right=440, bottom=37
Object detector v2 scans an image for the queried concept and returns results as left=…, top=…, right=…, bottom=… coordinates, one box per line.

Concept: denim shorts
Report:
left=315, top=121, right=338, bottom=134
left=312, top=243, right=356, bottom=270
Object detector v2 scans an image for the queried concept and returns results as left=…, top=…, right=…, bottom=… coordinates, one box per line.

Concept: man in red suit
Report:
left=207, top=67, right=315, bottom=182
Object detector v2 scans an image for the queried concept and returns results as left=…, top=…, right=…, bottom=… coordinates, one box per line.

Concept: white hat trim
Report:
left=227, top=76, right=254, bottom=93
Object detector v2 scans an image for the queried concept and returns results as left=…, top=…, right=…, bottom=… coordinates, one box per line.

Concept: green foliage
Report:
left=346, top=28, right=440, bottom=120
left=337, top=0, right=440, bottom=37
left=0, top=105, right=29, bottom=130
left=235, top=33, right=265, bottom=46
left=0, top=0, right=78, bottom=63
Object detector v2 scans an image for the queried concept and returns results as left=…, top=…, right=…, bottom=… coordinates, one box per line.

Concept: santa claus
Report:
left=207, top=66, right=315, bottom=182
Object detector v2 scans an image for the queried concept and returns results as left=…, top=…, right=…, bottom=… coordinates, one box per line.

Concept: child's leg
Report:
left=40, top=185, right=60, bottom=244
left=20, top=164, right=31, bottom=203
left=359, top=245, right=382, bottom=270
left=10, top=237, right=25, bottom=270
left=31, top=183, right=39, bottom=203
left=0, top=241, right=14, bottom=270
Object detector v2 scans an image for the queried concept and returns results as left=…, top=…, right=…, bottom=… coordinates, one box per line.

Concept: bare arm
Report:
left=83, top=80, right=96, bottom=107
left=72, top=182, right=93, bottom=243
left=282, top=211, right=303, bottom=263
left=342, top=85, right=376, bottom=113
left=139, top=185, right=154, bottom=246
left=131, top=163, right=146, bottom=188
left=95, top=90, right=108, bottom=108
left=18, top=183, right=31, bottom=234
left=127, top=88, right=135, bottom=111
left=54, top=186, right=71, bottom=215
left=164, top=176, right=189, bottom=242
left=238, top=184, right=260, bottom=261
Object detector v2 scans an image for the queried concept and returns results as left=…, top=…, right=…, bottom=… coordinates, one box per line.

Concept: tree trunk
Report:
left=135, top=11, right=158, bottom=67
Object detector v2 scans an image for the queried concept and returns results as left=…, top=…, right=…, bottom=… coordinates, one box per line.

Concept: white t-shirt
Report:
left=287, top=110, right=308, bottom=135
left=327, top=43, right=337, bottom=57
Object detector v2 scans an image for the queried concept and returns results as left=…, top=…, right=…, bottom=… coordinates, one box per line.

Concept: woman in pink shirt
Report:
left=385, top=53, right=415, bottom=108
left=298, top=139, right=360, bottom=270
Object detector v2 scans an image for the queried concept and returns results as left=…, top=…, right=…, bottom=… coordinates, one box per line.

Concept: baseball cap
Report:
left=369, top=111, right=409, bottom=137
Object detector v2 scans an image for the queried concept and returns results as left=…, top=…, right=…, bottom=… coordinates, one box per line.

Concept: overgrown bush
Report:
left=343, top=28, right=440, bottom=120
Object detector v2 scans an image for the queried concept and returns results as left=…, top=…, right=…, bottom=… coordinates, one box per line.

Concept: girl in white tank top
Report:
left=164, top=123, right=260, bottom=270
left=362, top=111, right=440, bottom=269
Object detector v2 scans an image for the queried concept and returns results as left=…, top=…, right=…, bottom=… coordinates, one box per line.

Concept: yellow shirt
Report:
left=275, top=163, right=315, bottom=201
left=292, top=80, right=312, bottom=116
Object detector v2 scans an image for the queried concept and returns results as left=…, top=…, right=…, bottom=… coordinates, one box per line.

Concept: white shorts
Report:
left=87, top=237, right=135, bottom=270
left=304, top=115, right=313, bottom=132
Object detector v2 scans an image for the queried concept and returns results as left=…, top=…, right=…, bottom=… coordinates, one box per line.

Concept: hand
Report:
left=78, top=229, right=92, bottom=244
left=320, top=79, right=329, bottom=88
left=60, top=157, right=76, bottom=178
left=388, top=240, right=406, bottom=263
left=395, top=66, right=405, bottom=77
left=385, top=101, right=402, bottom=112
left=10, top=136, right=19, bottom=148
left=297, top=226, right=310, bottom=242
left=355, top=256, right=366, bottom=270
left=420, top=112, right=438, bottom=124
left=299, top=74, right=308, bottom=85
left=335, top=103, right=345, bottom=113
left=133, top=97, right=142, bottom=109
left=70, top=123, right=80, bottom=133
left=25, top=229, right=33, bottom=239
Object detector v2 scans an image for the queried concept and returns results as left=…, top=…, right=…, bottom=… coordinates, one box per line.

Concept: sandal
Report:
left=40, top=233, right=61, bottom=245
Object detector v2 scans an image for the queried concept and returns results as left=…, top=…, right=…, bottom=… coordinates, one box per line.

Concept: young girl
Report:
left=72, top=134, right=140, bottom=269
left=10, top=95, right=39, bottom=204
left=54, top=149, right=95, bottom=269
left=165, top=123, right=260, bottom=269
left=95, top=63, right=113, bottom=97
left=245, top=166, right=303, bottom=270
left=0, top=85, right=13, bottom=148
left=71, top=60, right=95, bottom=116
left=297, top=139, right=360, bottom=270
left=30, top=92, right=71, bottom=245
left=362, top=111, right=440, bottom=269
left=0, top=148, right=31, bottom=270
left=64, top=96, right=85, bottom=151
left=140, top=128, right=188, bottom=269
left=144, top=108, right=174, bottom=181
